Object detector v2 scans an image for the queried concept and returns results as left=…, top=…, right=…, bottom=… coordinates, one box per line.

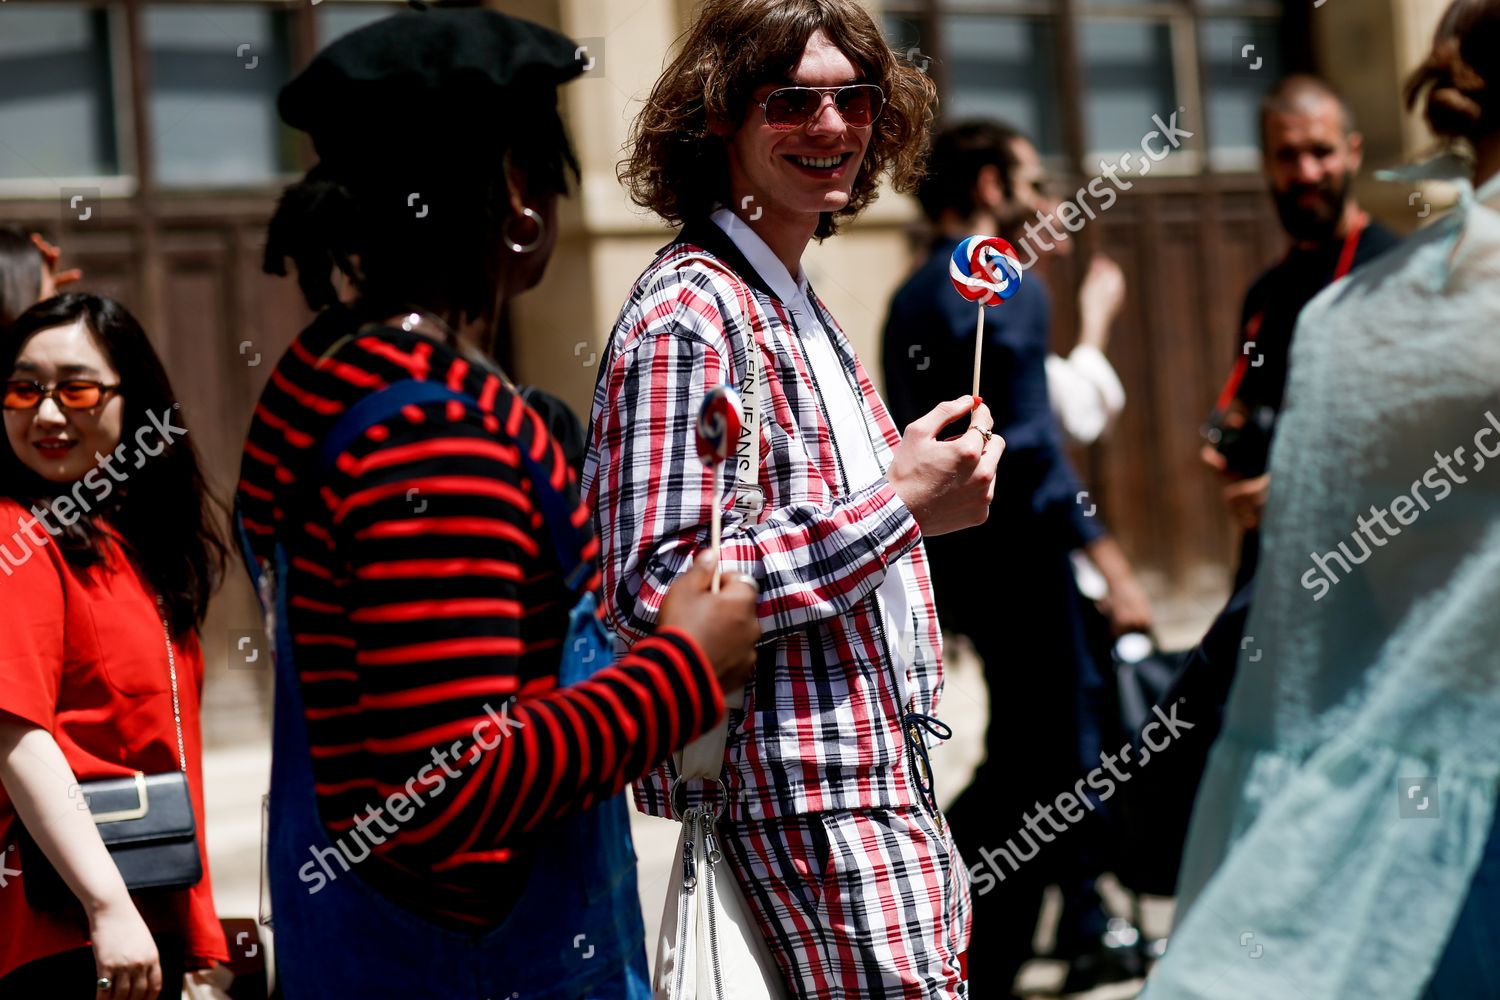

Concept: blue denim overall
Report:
left=237, top=380, right=650, bottom=1000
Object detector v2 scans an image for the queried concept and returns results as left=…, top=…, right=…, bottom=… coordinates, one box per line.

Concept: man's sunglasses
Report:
left=756, top=84, right=886, bottom=130
left=2, top=379, right=120, bottom=411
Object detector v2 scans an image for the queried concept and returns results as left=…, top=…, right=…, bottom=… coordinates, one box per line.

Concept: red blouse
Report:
left=0, top=498, right=228, bottom=976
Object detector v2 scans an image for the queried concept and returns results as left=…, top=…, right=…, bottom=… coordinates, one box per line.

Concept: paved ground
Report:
left=200, top=609, right=1211, bottom=997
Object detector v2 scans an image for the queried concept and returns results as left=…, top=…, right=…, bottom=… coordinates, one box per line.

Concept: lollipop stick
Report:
left=972, top=303, right=985, bottom=399
left=711, top=465, right=724, bottom=593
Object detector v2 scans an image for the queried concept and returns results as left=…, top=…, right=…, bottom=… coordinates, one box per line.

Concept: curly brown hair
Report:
left=618, top=0, right=937, bottom=240
left=1405, top=0, right=1499, bottom=145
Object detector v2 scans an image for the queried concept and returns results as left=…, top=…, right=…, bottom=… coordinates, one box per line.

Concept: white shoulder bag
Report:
left=653, top=268, right=786, bottom=1000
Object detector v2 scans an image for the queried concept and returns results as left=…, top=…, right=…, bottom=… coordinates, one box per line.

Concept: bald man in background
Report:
left=1169, top=76, right=1404, bottom=889
left=1203, top=74, right=1399, bottom=587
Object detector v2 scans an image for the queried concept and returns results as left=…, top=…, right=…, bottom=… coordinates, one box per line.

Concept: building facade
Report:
left=0, top=0, right=1457, bottom=739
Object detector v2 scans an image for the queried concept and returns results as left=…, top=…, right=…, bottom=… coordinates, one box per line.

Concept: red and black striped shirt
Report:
left=238, top=306, right=723, bottom=928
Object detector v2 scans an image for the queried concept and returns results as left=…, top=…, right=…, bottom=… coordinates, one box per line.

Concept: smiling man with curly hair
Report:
left=585, top=1, right=1002, bottom=995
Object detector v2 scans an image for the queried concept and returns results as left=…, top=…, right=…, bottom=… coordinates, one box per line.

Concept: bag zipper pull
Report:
left=702, top=813, right=722, bottom=865
left=682, top=823, right=698, bottom=890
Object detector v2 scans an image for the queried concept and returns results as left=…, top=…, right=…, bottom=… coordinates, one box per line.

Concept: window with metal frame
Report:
left=0, top=4, right=121, bottom=185
left=316, top=0, right=407, bottom=46
left=145, top=3, right=295, bottom=188
left=882, top=0, right=1285, bottom=175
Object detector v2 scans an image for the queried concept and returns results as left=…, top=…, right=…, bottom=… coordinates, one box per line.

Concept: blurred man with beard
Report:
left=1166, top=80, right=1402, bottom=894
left=1203, top=75, right=1399, bottom=585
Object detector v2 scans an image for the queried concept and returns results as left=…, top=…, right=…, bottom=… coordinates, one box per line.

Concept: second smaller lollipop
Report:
left=695, top=384, right=746, bottom=592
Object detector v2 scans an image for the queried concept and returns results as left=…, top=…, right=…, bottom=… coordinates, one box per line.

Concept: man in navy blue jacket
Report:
left=882, top=120, right=1153, bottom=999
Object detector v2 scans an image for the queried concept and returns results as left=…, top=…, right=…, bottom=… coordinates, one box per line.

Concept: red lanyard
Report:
left=1212, top=213, right=1368, bottom=414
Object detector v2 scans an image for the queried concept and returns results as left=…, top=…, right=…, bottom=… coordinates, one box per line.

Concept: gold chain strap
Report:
left=155, top=596, right=187, bottom=773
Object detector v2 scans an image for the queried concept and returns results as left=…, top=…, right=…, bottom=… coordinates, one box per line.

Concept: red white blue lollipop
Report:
left=696, top=384, right=744, bottom=590
left=695, top=385, right=744, bottom=465
left=949, top=235, right=1023, bottom=306
left=949, top=234, right=1024, bottom=397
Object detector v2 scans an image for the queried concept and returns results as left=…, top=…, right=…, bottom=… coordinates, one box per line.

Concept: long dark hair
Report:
left=0, top=226, right=44, bottom=328
left=0, top=294, right=227, bottom=636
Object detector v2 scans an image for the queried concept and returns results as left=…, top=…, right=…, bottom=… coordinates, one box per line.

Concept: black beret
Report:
left=279, top=7, right=587, bottom=160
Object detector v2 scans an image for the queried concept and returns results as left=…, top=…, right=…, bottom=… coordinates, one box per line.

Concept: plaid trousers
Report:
left=722, top=806, right=972, bottom=999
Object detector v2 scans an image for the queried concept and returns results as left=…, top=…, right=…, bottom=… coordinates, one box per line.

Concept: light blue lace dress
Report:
left=1141, top=164, right=1500, bottom=1000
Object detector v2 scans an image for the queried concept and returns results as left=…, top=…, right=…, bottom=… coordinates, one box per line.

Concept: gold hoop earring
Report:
left=504, top=207, right=545, bottom=254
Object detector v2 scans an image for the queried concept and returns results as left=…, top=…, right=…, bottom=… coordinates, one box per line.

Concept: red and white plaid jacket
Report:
left=582, top=221, right=947, bottom=823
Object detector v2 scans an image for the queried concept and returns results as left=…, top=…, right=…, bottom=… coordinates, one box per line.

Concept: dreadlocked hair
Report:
left=263, top=91, right=579, bottom=322
left=264, top=162, right=362, bottom=312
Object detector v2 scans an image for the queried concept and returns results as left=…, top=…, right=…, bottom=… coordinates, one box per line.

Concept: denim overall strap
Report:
left=319, top=379, right=593, bottom=594
left=236, top=379, right=648, bottom=999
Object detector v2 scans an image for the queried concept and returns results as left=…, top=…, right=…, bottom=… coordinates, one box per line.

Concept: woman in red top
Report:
left=0, top=294, right=229, bottom=999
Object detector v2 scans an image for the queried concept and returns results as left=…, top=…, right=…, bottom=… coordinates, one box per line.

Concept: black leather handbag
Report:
left=1109, top=581, right=1254, bottom=898
left=17, top=597, right=203, bottom=912
left=1108, top=632, right=1192, bottom=897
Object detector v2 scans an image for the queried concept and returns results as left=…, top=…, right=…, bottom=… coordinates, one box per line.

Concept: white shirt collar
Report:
left=709, top=206, right=812, bottom=312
